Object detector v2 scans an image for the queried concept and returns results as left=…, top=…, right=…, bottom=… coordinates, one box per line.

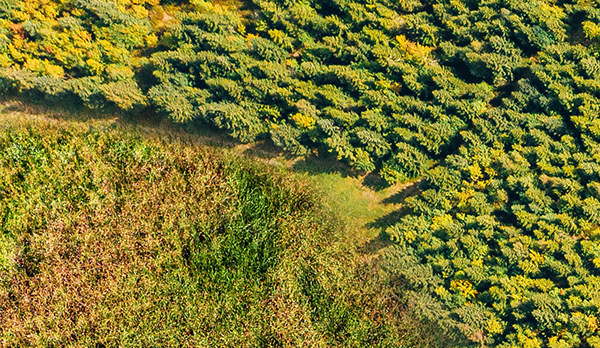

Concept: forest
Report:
left=2, top=0, right=600, bottom=346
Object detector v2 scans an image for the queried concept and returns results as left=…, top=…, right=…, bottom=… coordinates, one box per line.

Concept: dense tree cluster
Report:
left=4, top=0, right=600, bottom=345
left=0, top=0, right=158, bottom=109
left=147, top=0, right=469, bottom=177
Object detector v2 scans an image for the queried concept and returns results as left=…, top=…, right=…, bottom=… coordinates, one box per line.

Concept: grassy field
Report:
left=0, top=101, right=447, bottom=347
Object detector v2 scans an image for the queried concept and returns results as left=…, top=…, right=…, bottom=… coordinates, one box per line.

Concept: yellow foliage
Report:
left=469, top=163, right=483, bottom=182
left=589, top=315, right=599, bottom=332
left=471, top=259, right=483, bottom=268
left=529, top=250, right=544, bottom=265
left=563, top=165, right=575, bottom=177
left=145, top=33, right=158, bottom=47
left=457, top=188, right=474, bottom=208
left=268, top=29, right=291, bottom=49
left=403, top=230, right=416, bottom=242
left=486, top=318, right=503, bottom=334
left=375, top=79, right=392, bottom=90
left=245, top=33, right=259, bottom=46
left=434, top=285, right=450, bottom=298
left=484, top=167, right=497, bottom=178
left=0, top=53, right=10, bottom=67
left=431, top=214, right=453, bottom=230
left=394, top=35, right=432, bottom=62
left=450, top=279, right=477, bottom=299
left=285, top=59, right=298, bottom=68
left=70, top=8, right=85, bottom=16
left=584, top=21, right=600, bottom=40
left=23, top=58, right=64, bottom=77
left=539, top=2, right=565, bottom=21
left=86, top=59, right=104, bottom=75
left=291, top=113, right=315, bottom=129
left=588, top=336, right=600, bottom=348
left=2, top=0, right=157, bottom=80
left=237, top=24, right=246, bottom=35
left=517, top=332, right=542, bottom=348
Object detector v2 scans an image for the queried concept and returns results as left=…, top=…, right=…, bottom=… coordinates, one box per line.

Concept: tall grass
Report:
left=0, top=115, right=444, bottom=347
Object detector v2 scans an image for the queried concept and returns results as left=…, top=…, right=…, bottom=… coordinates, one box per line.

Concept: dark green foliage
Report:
left=143, top=0, right=482, bottom=175
left=6, top=0, right=600, bottom=345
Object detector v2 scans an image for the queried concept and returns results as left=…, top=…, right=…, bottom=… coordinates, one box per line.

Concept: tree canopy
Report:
left=4, top=0, right=600, bottom=345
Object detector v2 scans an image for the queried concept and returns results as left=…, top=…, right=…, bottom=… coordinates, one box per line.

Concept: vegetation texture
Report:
left=0, top=112, right=439, bottom=346
left=3, top=0, right=600, bottom=346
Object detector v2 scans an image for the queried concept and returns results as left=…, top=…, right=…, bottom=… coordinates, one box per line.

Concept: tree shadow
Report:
left=382, top=180, right=421, bottom=205
left=357, top=229, right=393, bottom=255
left=291, top=150, right=361, bottom=178
left=0, top=97, right=244, bottom=149
left=1, top=96, right=403, bottom=188
left=238, top=137, right=289, bottom=161
left=366, top=206, right=411, bottom=231
left=362, top=181, right=422, bottom=251
left=361, top=170, right=389, bottom=191
left=1, top=96, right=156, bottom=126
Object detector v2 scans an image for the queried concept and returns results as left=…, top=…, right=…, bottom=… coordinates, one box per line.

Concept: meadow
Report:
left=0, top=102, right=445, bottom=346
